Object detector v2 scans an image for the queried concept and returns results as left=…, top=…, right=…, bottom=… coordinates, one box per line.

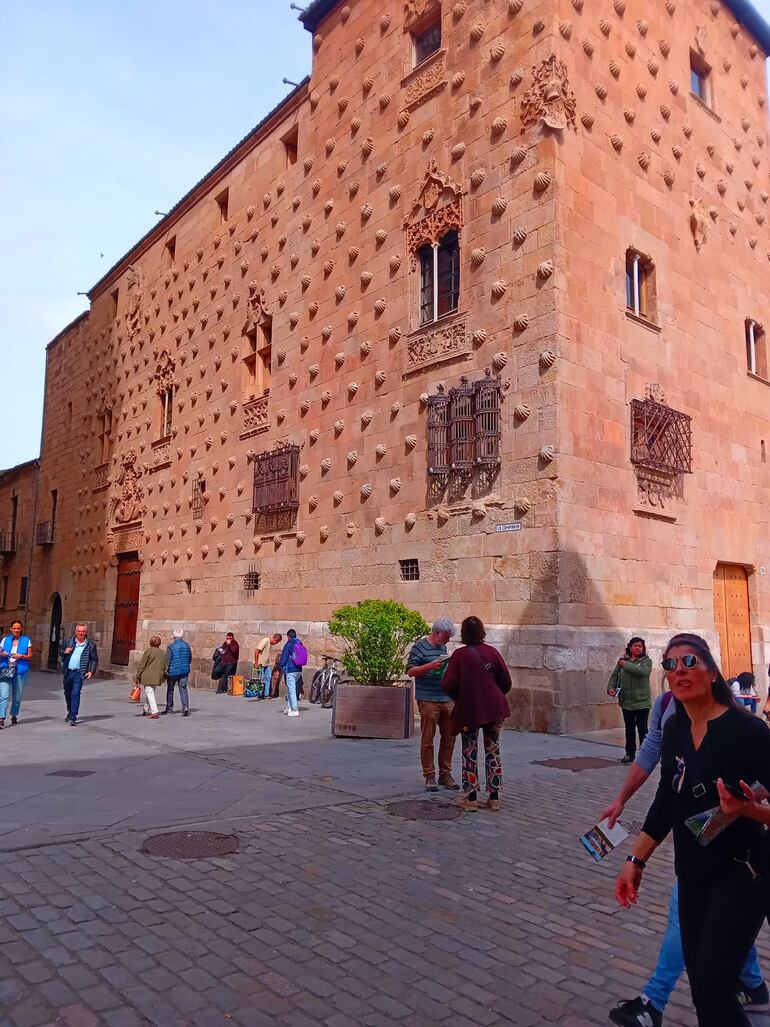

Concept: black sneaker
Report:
left=609, top=996, right=663, bottom=1027
left=620, top=755, right=634, bottom=765
left=161, top=709, right=173, bottom=715
left=737, top=981, right=770, bottom=1011
left=70, top=719, right=78, bottom=727
left=182, top=709, right=190, bottom=717
left=65, top=714, right=71, bottom=723
left=10, top=716, right=17, bottom=726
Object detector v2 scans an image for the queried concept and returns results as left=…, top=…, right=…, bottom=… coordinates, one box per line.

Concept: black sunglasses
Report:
left=662, top=654, right=699, bottom=671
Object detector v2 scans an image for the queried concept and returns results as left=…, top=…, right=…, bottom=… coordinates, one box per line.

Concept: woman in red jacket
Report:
left=442, top=616, right=512, bottom=811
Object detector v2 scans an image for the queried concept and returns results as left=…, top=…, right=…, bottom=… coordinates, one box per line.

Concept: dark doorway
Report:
left=110, top=553, right=141, bottom=665
left=47, top=593, right=62, bottom=670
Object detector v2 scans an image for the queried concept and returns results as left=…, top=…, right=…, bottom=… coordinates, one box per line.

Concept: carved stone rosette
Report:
left=520, top=54, right=577, bottom=132
left=405, top=317, right=471, bottom=375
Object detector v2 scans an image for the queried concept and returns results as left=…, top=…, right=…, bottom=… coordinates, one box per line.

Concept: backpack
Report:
left=293, top=641, right=308, bottom=667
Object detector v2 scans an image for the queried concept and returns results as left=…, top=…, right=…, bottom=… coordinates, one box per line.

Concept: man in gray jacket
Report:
left=602, top=690, right=768, bottom=1026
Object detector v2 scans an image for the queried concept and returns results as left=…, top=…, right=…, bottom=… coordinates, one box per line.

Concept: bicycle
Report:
left=309, top=655, right=342, bottom=708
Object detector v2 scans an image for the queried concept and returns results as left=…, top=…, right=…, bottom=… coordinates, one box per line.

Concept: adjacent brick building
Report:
left=4, top=0, right=770, bottom=730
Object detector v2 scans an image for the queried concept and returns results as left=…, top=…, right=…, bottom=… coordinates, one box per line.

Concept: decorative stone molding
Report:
left=520, top=55, right=577, bottom=132
left=404, top=160, right=464, bottom=272
left=149, top=438, right=172, bottom=473
left=404, top=314, right=471, bottom=376
left=239, top=395, right=269, bottom=439
left=401, top=49, right=448, bottom=115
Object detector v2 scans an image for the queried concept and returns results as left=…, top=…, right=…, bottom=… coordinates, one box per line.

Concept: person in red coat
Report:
left=442, top=616, right=512, bottom=811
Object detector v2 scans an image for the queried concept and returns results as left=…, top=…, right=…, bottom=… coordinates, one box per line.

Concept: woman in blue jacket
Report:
left=0, top=620, right=33, bottom=727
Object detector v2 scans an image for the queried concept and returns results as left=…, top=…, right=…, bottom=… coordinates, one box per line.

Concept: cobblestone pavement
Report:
left=1, top=673, right=769, bottom=1027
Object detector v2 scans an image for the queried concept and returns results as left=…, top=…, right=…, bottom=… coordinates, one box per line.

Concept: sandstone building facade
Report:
left=3, top=0, right=770, bottom=731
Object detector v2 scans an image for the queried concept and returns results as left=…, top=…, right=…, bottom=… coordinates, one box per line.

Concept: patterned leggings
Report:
left=461, top=722, right=503, bottom=795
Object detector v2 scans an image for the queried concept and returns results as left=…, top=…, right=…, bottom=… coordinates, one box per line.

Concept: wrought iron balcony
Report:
left=35, top=521, right=55, bottom=546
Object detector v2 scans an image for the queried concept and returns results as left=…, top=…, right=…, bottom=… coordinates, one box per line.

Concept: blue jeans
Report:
left=166, top=675, right=189, bottom=711
left=10, top=672, right=26, bottom=717
left=63, top=670, right=84, bottom=720
left=0, top=672, right=14, bottom=719
left=644, top=881, right=763, bottom=1011
left=260, top=666, right=272, bottom=698
left=285, top=671, right=299, bottom=712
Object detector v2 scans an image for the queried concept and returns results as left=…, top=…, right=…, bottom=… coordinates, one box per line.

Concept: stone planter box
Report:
left=331, top=682, right=413, bottom=739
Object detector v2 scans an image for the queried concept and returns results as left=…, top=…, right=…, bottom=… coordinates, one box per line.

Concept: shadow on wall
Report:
left=491, top=548, right=677, bottom=735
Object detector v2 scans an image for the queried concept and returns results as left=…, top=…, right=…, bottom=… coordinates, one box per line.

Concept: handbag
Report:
left=0, top=667, right=15, bottom=682
left=244, top=682, right=261, bottom=698
left=129, top=684, right=142, bottom=702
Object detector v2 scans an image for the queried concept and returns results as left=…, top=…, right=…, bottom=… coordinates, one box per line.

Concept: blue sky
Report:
left=1, top=0, right=769, bottom=467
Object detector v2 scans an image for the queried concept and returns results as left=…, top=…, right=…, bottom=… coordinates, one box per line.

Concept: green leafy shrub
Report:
left=328, top=600, right=430, bottom=687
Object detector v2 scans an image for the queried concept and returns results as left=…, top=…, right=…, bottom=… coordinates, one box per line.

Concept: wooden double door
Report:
left=713, top=563, right=752, bottom=679
left=110, top=553, right=141, bottom=666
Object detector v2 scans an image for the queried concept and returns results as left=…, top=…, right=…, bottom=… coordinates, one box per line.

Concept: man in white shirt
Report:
left=254, top=633, right=282, bottom=699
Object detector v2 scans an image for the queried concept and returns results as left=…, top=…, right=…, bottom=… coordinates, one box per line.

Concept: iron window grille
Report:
left=399, top=559, right=420, bottom=582
left=35, top=521, right=54, bottom=546
left=419, top=231, right=460, bottom=326
left=630, top=398, right=692, bottom=476
left=252, top=444, right=301, bottom=515
left=427, top=370, right=502, bottom=478
left=191, top=478, right=205, bottom=520
left=244, top=568, right=261, bottom=594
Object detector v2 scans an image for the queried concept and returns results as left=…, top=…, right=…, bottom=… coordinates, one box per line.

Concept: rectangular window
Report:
left=419, top=231, right=460, bottom=325
left=625, top=249, right=656, bottom=322
left=413, top=16, right=442, bottom=67
left=192, top=477, right=205, bottom=520
left=690, top=52, right=712, bottom=108
left=746, top=319, right=767, bottom=379
left=160, top=387, right=174, bottom=437
left=243, top=569, right=261, bottom=593
left=215, top=187, right=229, bottom=223
left=164, top=236, right=176, bottom=268
left=283, top=127, right=299, bottom=168
left=10, top=495, right=18, bottom=549
left=1, top=577, right=7, bottom=610
left=399, top=559, right=420, bottom=581
left=109, top=287, right=119, bottom=320
left=100, top=410, right=112, bottom=463
left=630, top=398, right=693, bottom=476
left=18, top=577, right=28, bottom=607
left=243, top=323, right=272, bottom=399
left=50, top=489, right=57, bottom=535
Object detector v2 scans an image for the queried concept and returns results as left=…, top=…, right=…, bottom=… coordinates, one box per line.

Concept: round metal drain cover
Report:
left=141, top=831, right=239, bottom=859
left=386, top=800, right=462, bottom=821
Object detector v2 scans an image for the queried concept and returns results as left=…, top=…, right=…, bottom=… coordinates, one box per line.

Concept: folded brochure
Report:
left=580, top=818, right=629, bottom=861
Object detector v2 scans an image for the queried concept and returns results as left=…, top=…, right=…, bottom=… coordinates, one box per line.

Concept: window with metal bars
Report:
left=243, top=569, right=261, bottom=594
left=252, top=445, right=300, bottom=515
left=630, top=398, right=692, bottom=476
left=426, top=370, right=502, bottom=477
left=419, top=231, right=460, bottom=326
left=191, top=477, right=205, bottom=520
left=399, top=559, right=420, bottom=581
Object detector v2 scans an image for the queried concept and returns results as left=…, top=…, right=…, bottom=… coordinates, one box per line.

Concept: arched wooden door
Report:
left=47, top=593, right=62, bottom=670
left=713, top=564, right=752, bottom=679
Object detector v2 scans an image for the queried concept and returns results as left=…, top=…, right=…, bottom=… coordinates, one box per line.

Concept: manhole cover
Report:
left=141, top=831, right=239, bottom=858
left=532, top=756, right=618, bottom=772
left=386, top=800, right=462, bottom=821
left=46, top=769, right=95, bottom=778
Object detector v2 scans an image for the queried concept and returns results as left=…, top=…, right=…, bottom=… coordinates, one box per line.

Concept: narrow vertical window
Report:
left=746, top=319, right=767, bottom=379
left=18, top=577, right=28, bottom=607
left=164, top=236, right=176, bottom=268
left=109, top=287, right=119, bottom=320
left=283, top=127, right=299, bottom=168
left=625, top=249, right=656, bottom=322
left=161, top=387, right=174, bottom=436
left=10, top=495, right=18, bottom=549
left=50, top=489, right=58, bottom=536
left=1, top=576, right=7, bottom=610
left=412, top=14, right=442, bottom=67
left=690, top=52, right=713, bottom=109
left=419, top=231, right=460, bottom=325
left=215, top=187, right=229, bottom=223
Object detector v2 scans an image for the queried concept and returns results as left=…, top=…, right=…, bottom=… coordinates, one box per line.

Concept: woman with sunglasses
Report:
left=616, top=633, right=770, bottom=1027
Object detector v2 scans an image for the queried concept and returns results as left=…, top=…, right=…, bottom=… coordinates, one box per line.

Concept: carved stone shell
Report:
left=511, top=146, right=527, bottom=165
left=360, top=341, right=372, bottom=357
left=534, top=170, right=552, bottom=192
left=374, top=298, right=387, bottom=315
left=388, top=326, right=402, bottom=343
left=375, top=444, right=387, bottom=457
left=471, top=248, right=486, bottom=268
left=389, top=254, right=402, bottom=273
left=492, top=352, right=508, bottom=370
left=360, top=483, right=373, bottom=498
left=406, top=435, right=418, bottom=451
left=405, top=512, right=417, bottom=529
left=375, top=370, right=387, bottom=385
left=492, top=197, right=508, bottom=216
left=375, top=229, right=388, bottom=244
left=581, top=113, right=594, bottom=130
left=451, top=142, right=466, bottom=160
left=390, top=478, right=402, bottom=493
left=540, top=349, right=557, bottom=368
left=347, top=382, right=358, bottom=396
left=374, top=518, right=386, bottom=535
left=559, top=21, right=572, bottom=40
left=334, top=420, right=345, bottom=434
left=492, top=280, right=508, bottom=298
left=491, top=117, right=507, bottom=135
left=514, top=403, right=531, bottom=421
left=638, top=151, right=651, bottom=170
left=361, top=409, right=373, bottom=425
left=537, top=260, right=554, bottom=279
left=320, top=526, right=329, bottom=541
left=583, top=40, right=595, bottom=57
left=514, top=314, right=530, bottom=331
left=470, top=168, right=486, bottom=188
left=322, top=325, right=333, bottom=340
left=513, top=226, right=528, bottom=244
left=348, top=311, right=360, bottom=328
left=335, top=352, right=346, bottom=368
left=389, top=185, right=402, bottom=202
left=539, top=445, right=555, bottom=463
left=611, top=135, right=624, bottom=152
left=470, top=23, right=485, bottom=42
left=514, top=497, right=532, bottom=514
left=360, top=271, right=373, bottom=287
left=471, top=329, right=487, bottom=346
left=490, top=41, right=506, bottom=62
left=361, top=137, right=374, bottom=157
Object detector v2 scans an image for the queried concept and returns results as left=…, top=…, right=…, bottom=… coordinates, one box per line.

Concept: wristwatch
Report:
left=626, top=855, right=647, bottom=870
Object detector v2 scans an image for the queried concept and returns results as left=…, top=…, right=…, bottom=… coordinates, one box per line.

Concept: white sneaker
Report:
left=287, top=710, right=300, bottom=717
left=282, top=709, right=289, bottom=715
